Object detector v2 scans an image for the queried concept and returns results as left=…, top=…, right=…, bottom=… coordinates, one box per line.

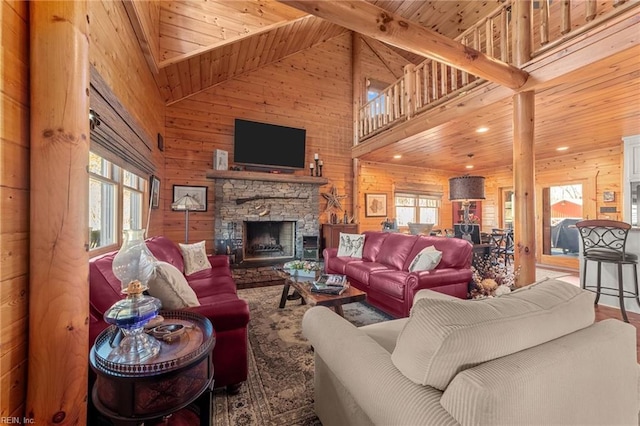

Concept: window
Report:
left=394, top=193, right=441, bottom=227
left=89, top=152, right=146, bottom=251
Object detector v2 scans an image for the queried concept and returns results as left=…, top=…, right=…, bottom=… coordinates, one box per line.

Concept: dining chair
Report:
left=575, top=219, right=639, bottom=323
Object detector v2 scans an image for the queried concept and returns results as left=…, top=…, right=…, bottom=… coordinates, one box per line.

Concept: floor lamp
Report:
left=449, top=175, right=485, bottom=243
left=171, top=194, right=203, bottom=243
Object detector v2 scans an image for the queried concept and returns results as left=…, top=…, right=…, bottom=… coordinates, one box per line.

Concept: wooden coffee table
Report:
left=279, top=275, right=366, bottom=317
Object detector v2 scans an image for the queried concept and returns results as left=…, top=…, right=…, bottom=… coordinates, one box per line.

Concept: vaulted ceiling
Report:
left=126, top=0, right=640, bottom=173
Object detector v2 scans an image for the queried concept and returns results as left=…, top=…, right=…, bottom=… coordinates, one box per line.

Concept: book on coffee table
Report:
left=314, top=274, right=347, bottom=287
left=310, top=283, right=348, bottom=295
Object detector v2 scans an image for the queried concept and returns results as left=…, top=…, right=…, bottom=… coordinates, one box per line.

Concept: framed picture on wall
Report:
left=365, top=193, right=387, bottom=217
left=172, top=185, right=207, bottom=212
left=603, top=191, right=615, bottom=202
left=214, top=149, right=228, bottom=171
left=150, top=175, right=160, bottom=209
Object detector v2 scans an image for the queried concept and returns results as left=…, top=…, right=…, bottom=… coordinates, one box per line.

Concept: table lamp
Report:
left=103, top=229, right=162, bottom=363
left=172, top=194, right=203, bottom=243
left=449, top=175, right=485, bottom=242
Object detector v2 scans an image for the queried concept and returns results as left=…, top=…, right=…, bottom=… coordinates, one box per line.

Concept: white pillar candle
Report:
left=310, top=162, right=315, bottom=169
left=314, top=153, right=319, bottom=160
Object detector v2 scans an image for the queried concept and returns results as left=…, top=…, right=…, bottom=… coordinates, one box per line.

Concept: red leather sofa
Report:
left=89, top=236, right=250, bottom=393
left=323, top=231, right=473, bottom=318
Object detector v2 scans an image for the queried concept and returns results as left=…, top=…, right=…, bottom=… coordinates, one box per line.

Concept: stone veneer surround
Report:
left=212, top=172, right=326, bottom=284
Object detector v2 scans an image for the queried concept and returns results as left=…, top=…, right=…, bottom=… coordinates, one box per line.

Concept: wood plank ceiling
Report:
left=134, top=0, right=639, bottom=173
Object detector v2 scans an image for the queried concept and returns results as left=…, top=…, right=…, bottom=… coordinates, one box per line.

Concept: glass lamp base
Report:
left=107, top=327, right=161, bottom=364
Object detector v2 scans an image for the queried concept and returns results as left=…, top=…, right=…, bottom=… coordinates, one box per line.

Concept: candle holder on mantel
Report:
left=313, top=153, right=323, bottom=177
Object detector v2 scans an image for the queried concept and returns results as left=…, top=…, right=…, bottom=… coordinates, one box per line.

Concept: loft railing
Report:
left=358, top=0, right=636, bottom=141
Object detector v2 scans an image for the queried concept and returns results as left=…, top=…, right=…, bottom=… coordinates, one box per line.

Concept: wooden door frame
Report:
left=535, top=176, right=596, bottom=269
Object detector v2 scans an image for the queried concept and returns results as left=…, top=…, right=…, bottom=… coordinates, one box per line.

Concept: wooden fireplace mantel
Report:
left=206, top=169, right=329, bottom=185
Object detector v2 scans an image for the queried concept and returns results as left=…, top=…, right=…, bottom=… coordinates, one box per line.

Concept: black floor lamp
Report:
left=449, top=175, right=486, bottom=243
left=171, top=194, right=203, bottom=243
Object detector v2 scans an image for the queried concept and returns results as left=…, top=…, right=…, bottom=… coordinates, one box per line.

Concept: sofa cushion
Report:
left=179, top=241, right=212, bottom=275
left=361, top=231, right=390, bottom=261
left=403, top=236, right=472, bottom=271
left=325, top=256, right=360, bottom=275
left=337, top=233, right=365, bottom=258
left=408, top=246, right=442, bottom=272
left=147, top=261, right=201, bottom=309
left=146, top=236, right=185, bottom=272
left=375, top=233, right=418, bottom=270
left=391, top=278, right=595, bottom=390
left=368, top=270, right=409, bottom=300
left=344, top=261, right=389, bottom=286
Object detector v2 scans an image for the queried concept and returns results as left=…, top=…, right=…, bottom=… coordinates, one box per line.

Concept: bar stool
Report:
left=575, top=219, right=640, bottom=323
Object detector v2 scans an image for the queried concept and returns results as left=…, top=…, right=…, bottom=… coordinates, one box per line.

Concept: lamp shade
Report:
left=171, top=194, right=203, bottom=211
left=449, top=176, right=486, bottom=201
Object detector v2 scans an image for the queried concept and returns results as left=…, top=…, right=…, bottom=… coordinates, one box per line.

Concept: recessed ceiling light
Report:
left=393, top=154, right=402, bottom=159
left=556, top=146, right=569, bottom=151
left=465, top=165, right=474, bottom=169
left=476, top=127, right=489, bottom=133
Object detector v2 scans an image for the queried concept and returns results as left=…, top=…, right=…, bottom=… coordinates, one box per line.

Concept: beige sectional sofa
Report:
left=303, top=278, right=640, bottom=425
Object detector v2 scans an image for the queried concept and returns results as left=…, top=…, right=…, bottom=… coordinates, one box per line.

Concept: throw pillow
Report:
left=391, top=278, right=595, bottom=390
left=179, top=241, right=212, bottom=275
left=147, top=261, right=201, bottom=309
left=408, top=246, right=442, bottom=272
left=336, top=233, right=365, bottom=258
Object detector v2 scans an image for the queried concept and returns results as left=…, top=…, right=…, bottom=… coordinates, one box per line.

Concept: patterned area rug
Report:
left=213, top=285, right=391, bottom=426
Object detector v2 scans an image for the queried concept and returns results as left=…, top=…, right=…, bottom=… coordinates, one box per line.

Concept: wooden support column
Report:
left=403, top=64, right=416, bottom=119
left=28, top=1, right=90, bottom=423
left=352, top=33, right=363, bottom=222
left=513, top=0, right=536, bottom=287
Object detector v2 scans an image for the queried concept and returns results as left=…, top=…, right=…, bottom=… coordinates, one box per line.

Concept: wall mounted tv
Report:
left=233, top=118, right=306, bottom=171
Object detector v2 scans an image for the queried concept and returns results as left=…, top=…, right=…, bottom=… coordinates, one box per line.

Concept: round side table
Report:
left=90, top=311, right=215, bottom=425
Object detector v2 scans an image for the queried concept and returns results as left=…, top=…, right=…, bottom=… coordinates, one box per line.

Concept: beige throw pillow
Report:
left=336, top=233, right=365, bottom=258
left=147, top=261, right=201, bottom=309
left=179, top=241, right=212, bottom=275
left=391, top=278, right=595, bottom=390
left=408, top=246, right=442, bottom=272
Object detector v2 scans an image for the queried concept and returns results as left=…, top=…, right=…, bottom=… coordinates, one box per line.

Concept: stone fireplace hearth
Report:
left=210, top=170, right=327, bottom=285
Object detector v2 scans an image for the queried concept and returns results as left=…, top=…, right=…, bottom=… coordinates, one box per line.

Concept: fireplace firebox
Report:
left=243, top=221, right=295, bottom=261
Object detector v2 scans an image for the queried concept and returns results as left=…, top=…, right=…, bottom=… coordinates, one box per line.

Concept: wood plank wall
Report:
left=164, top=33, right=353, bottom=250
left=89, top=0, right=166, bottom=236
left=358, top=161, right=453, bottom=231
left=359, top=145, right=622, bottom=241
left=0, top=0, right=29, bottom=418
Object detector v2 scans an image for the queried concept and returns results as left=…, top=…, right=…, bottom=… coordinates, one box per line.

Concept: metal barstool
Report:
left=575, top=219, right=640, bottom=322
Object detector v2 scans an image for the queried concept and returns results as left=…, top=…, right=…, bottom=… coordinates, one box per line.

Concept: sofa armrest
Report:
left=413, top=289, right=459, bottom=307
left=208, top=254, right=230, bottom=269
left=322, top=247, right=338, bottom=259
left=302, top=307, right=458, bottom=425
left=441, top=319, right=640, bottom=426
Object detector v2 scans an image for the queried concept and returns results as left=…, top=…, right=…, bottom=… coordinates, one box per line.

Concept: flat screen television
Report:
left=233, top=119, right=306, bottom=171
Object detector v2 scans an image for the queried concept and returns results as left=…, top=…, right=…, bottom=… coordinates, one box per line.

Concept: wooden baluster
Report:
left=422, top=64, right=429, bottom=106
left=561, top=0, right=571, bottom=35
left=473, top=26, right=480, bottom=51
left=440, top=63, right=447, bottom=97
left=461, top=37, right=469, bottom=85
left=585, top=0, right=597, bottom=21
left=486, top=18, right=494, bottom=57
left=500, top=8, right=509, bottom=62
left=431, top=61, right=438, bottom=101
left=385, top=89, right=390, bottom=124
left=404, top=64, right=415, bottom=119
left=451, top=67, right=458, bottom=91
left=540, top=0, right=550, bottom=46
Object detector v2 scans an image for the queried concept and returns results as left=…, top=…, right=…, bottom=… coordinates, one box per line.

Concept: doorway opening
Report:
left=542, top=184, right=583, bottom=261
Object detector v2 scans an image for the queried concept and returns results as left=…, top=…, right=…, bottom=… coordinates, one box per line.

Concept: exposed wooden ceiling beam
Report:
left=278, top=0, right=529, bottom=90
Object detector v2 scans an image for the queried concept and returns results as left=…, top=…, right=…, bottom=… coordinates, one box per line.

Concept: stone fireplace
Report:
left=210, top=171, right=326, bottom=284
left=243, top=220, right=295, bottom=261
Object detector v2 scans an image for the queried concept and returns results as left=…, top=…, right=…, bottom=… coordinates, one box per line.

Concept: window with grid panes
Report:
left=394, top=193, right=441, bottom=228
left=89, top=152, right=146, bottom=251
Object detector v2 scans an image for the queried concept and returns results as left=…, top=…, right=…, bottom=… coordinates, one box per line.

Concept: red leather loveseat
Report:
left=324, top=231, right=473, bottom=318
left=89, top=236, right=250, bottom=393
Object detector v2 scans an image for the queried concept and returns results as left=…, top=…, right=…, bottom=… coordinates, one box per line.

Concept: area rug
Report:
left=213, top=285, right=392, bottom=426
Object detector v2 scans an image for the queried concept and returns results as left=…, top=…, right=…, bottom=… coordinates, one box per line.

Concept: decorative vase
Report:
left=104, top=229, right=162, bottom=364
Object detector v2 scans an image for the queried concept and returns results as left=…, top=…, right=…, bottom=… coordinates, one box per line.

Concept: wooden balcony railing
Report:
left=357, top=0, right=637, bottom=141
